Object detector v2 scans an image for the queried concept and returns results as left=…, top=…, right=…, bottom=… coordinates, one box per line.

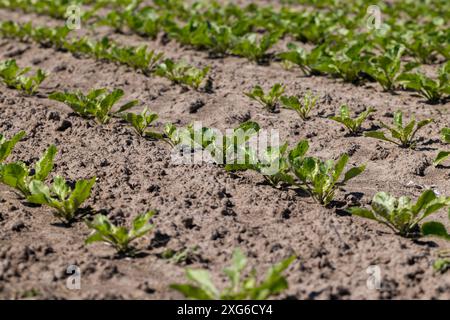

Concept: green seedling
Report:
left=0, top=145, right=57, bottom=197
left=171, top=249, right=296, bottom=300
left=85, top=211, right=156, bottom=255
left=27, top=176, right=96, bottom=224
left=162, top=246, right=199, bottom=265
left=0, top=131, right=25, bottom=162
left=330, top=105, right=375, bottom=135
left=232, top=32, right=281, bottom=64
left=0, top=59, right=48, bottom=95
left=122, top=108, right=163, bottom=139
left=156, top=59, right=210, bottom=90
left=421, top=207, right=450, bottom=241
left=289, top=140, right=366, bottom=206
left=434, top=128, right=450, bottom=166
left=364, top=44, right=418, bottom=91
left=434, top=258, right=450, bottom=273
left=109, top=45, right=164, bottom=73
left=49, top=88, right=138, bottom=124
left=314, top=41, right=370, bottom=83
left=399, top=62, right=450, bottom=104
left=101, top=7, right=160, bottom=39
left=245, top=83, right=285, bottom=112
left=280, top=91, right=318, bottom=120
left=171, top=121, right=260, bottom=165
left=348, top=190, right=449, bottom=238
left=364, top=110, right=433, bottom=148
left=278, top=43, right=327, bottom=76
left=278, top=43, right=312, bottom=75
left=225, top=143, right=293, bottom=187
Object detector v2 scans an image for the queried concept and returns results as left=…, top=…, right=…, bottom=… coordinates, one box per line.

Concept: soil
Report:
left=0, top=3, right=449, bottom=300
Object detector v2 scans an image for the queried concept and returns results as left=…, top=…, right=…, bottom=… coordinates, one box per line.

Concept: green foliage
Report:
left=0, top=131, right=25, bottom=162
left=289, top=140, right=366, bottom=206
left=399, top=62, right=450, bottom=103
left=434, top=258, right=450, bottom=273
left=166, top=19, right=236, bottom=56
left=232, top=32, right=281, bottom=63
left=314, top=41, right=370, bottom=83
left=49, top=88, right=138, bottom=124
left=280, top=91, right=318, bottom=120
left=171, top=249, right=295, bottom=300
left=27, top=176, right=96, bottom=224
left=349, top=190, right=449, bottom=238
left=434, top=128, right=450, bottom=166
left=364, top=44, right=419, bottom=91
left=109, top=45, right=164, bottom=72
left=0, top=0, right=92, bottom=20
left=330, top=105, right=375, bottom=135
left=0, top=59, right=48, bottom=95
left=278, top=43, right=327, bottom=76
left=122, top=107, right=163, bottom=138
left=421, top=207, right=450, bottom=241
left=226, top=138, right=364, bottom=205
left=162, top=123, right=181, bottom=147
left=162, top=246, right=199, bottom=265
left=67, top=36, right=164, bottom=73
left=225, top=142, right=294, bottom=187
left=85, top=211, right=156, bottom=255
left=170, top=121, right=261, bottom=165
left=364, top=110, right=433, bottom=148
left=0, top=145, right=57, bottom=197
left=101, top=6, right=161, bottom=38
left=156, top=59, right=210, bottom=90
left=244, top=83, right=285, bottom=112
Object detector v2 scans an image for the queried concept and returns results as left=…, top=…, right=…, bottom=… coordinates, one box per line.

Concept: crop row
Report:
left=1, top=59, right=450, bottom=201
left=1, top=61, right=450, bottom=296
left=0, top=0, right=449, bottom=297
left=2, top=0, right=449, bottom=63
left=0, top=130, right=298, bottom=299
left=0, top=21, right=211, bottom=91
left=1, top=60, right=450, bottom=236
left=0, top=0, right=448, bottom=103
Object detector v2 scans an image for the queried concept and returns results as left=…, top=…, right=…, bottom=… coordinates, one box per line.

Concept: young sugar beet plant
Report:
left=121, top=108, right=164, bottom=139
left=232, top=32, right=282, bottom=64
left=330, top=105, right=375, bottom=136
left=364, top=110, right=433, bottom=149
left=244, top=83, right=285, bottom=113
left=155, top=59, right=210, bottom=90
left=364, top=44, right=419, bottom=92
left=225, top=142, right=294, bottom=187
left=421, top=208, right=450, bottom=242
left=0, top=59, right=48, bottom=95
left=168, top=121, right=261, bottom=165
left=171, top=249, right=296, bottom=300
left=0, top=131, right=25, bottom=162
left=434, top=128, right=450, bottom=166
left=49, top=88, right=138, bottom=124
left=27, top=176, right=96, bottom=225
left=289, top=140, right=366, bottom=206
left=0, top=145, right=56, bottom=197
left=348, top=190, right=449, bottom=238
left=280, top=91, right=318, bottom=120
left=85, top=211, right=156, bottom=256
left=399, top=61, right=450, bottom=104
left=278, top=43, right=315, bottom=76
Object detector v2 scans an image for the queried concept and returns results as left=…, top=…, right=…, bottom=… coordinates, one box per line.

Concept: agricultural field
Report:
left=0, top=0, right=449, bottom=301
